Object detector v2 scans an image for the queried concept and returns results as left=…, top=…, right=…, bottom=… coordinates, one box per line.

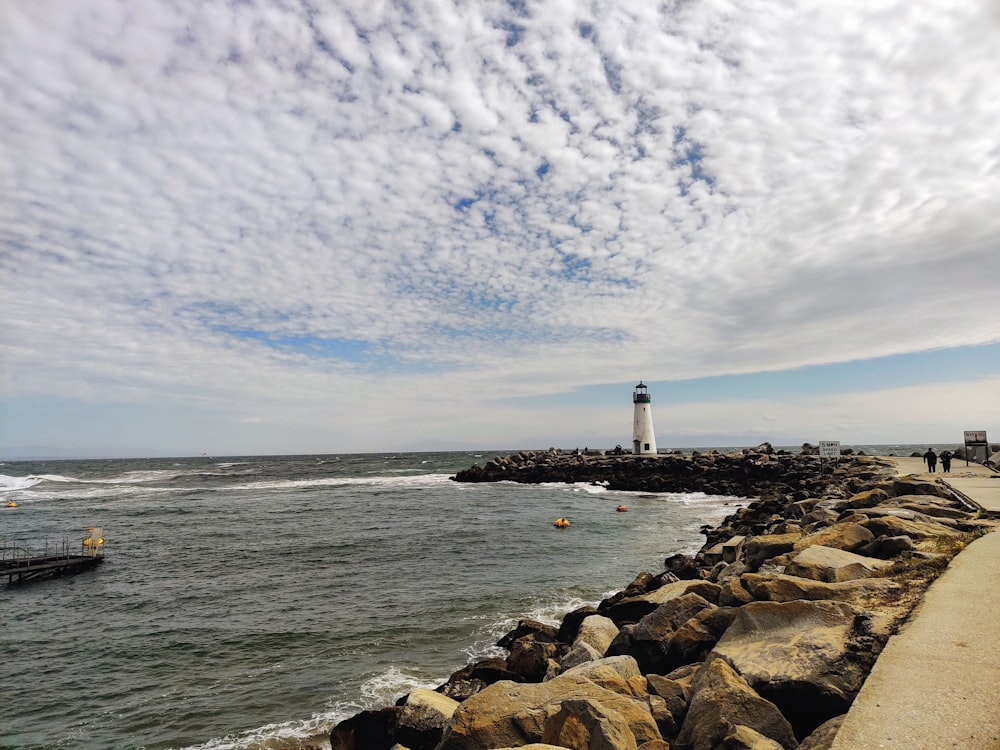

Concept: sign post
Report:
left=818, top=440, right=841, bottom=473
left=963, top=431, right=989, bottom=465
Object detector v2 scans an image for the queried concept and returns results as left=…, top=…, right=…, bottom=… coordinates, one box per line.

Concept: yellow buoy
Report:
left=553, top=517, right=570, bottom=528
left=5, top=500, right=17, bottom=508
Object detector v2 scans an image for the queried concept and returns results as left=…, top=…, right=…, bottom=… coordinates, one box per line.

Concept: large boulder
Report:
left=606, top=593, right=716, bottom=673
left=330, top=707, right=399, bottom=750
left=540, top=698, right=639, bottom=750
left=784, top=545, right=892, bottom=583
left=665, top=606, right=739, bottom=668
left=891, top=477, right=952, bottom=499
left=710, top=600, right=873, bottom=739
left=795, top=715, right=844, bottom=750
left=854, top=534, right=915, bottom=559
left=741, top=572, right=901, bottom=604
left=506, top=633, right=564, bottom=681
left=720, top=725, right=787, bottom=749
left=437, top=671, right=663, bottom=750
left=395, top=689, right=460, bottom=750
left=859, top=514, right=963, bottom=540
left=883, top=495, right=975, bottom=520
left=674, top=657, right=797, bottom=750
left=742, top=533, right=802, bottom=571
left=437, top=658, right=524, bottom=702
left=555, top=640, right=604, bottom=674
left=791, top=523, right=874, bottom=553
left=604, top=580, right=720, bottom=625
left=576, top=614, right=620, bottom=654
left=559, top=656, right=650, bottom=697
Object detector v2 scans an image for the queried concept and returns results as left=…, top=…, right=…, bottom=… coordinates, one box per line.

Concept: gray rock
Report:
left=710, top=600, right=872, bottom=739
left=675, top=657, right=797, bottom=750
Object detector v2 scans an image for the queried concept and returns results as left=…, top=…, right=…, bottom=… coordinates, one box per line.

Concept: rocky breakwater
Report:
left=450, top=447, right=891, bottom=500
left=329, top=448, right=995, bottom=750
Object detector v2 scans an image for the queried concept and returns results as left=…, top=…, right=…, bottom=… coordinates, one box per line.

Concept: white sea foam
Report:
left=0, top=474, right=47, bottom=491
left=183, top=716, right=333, bottom=750
left=226, top=472, right=455, bottom=493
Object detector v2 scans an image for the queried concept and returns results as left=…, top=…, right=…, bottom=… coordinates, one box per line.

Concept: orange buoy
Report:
left=616, top=505, right=629, bottom=512
left=553, top=517, right=571, bottom=528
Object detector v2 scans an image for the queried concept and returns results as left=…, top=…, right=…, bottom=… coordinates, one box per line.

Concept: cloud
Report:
left=1, top=0, right=998, bottom=454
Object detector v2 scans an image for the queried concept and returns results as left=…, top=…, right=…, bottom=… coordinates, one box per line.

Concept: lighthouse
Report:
left=632, top=382, right=657, bottom=455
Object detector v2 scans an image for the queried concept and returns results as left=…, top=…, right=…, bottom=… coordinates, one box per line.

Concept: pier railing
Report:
left=1, top=530, right=106, bottom=585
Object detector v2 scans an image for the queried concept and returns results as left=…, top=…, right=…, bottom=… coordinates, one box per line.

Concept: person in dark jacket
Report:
left=940, top=450, right=952, bottom=473
left=923, top=448, right=938, bottom=473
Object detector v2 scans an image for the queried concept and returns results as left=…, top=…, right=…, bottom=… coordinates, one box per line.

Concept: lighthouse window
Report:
left=644, top=443, right=650, bottom=451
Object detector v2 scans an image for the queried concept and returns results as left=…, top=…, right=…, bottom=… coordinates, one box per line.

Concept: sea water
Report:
left=0, top=446, right=944, bottom=749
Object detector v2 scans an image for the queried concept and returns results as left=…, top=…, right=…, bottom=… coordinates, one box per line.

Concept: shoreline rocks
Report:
left=329, top=448, right=996, bottom=750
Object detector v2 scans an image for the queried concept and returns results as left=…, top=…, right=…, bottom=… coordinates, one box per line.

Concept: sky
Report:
left=1, top=0, right=998, bottom=459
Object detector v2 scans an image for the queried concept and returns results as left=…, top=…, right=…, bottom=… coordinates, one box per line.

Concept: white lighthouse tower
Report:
left=632, top=381, right=658, bottom=455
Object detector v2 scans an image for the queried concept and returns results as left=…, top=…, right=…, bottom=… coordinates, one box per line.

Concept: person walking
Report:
left=940, top=450, right=952, bottom=473
left=923, top=448, right=938, bottom=473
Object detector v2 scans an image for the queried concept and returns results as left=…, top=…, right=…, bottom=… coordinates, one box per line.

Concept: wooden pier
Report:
left=2, top=528, right=105, bottom=586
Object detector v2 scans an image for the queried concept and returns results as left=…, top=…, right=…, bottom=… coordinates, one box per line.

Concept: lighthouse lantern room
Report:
left=632, top=382, right=658, bottom=455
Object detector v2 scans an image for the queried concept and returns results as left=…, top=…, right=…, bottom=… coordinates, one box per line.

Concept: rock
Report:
left=883, top=494, right=974, bottom=519
left=664, top=553, right=704, bottom=580
left=796, top=715, right=844, bottom=749
left=719, top=724, right=786, bottom=749
left=674, top=657, right=797, bottom=750
left=507, top=633, right=564, bottom=681
left=854, top=534, right=915, bottom=559
left=437, top=658, right=524, bottom=702
left=646, top=673, right=690, bottom=736
left=710, top=600, right=873, bottom=739
left=331, top=690, right=458, bottom=750
left=784, top=545, right=893, bottom=583
left=604, top=580, right=717, bottom=625
left=559, top=656, right=649, bottom=697
left=330, top=706, right=400, bottom=750
left=742, top=532, right=802, bottom=571
left=405, top=688, right=458, bottom=719
left=540, top=698, right=638, bottom=750
left=859, top=515, right=963, bottom=540
left=437, top=672, right=663, bottom=750
left=741, top=572, right=901, bottom=604
left=558, top=606, right=599, bottom=644
left=665, top=606, right=738, bottom=668
left=891, top=477, right=952, bottom=499
left=606, top=593, right=716, bottom=673
left=792, top=523, right=874, bottom=553
left=625, top=571, right=659, bottom=596
left=838, top=487, right=889, bottom=510
left=576, top=614, right=620, bottom=654
left=719, top=576, right=755, bottom=606
left=497, top=619, right=559, bottom=650
left=397, top=693, right=458, bottom=750
left=555, top=640, right=604, bottom=674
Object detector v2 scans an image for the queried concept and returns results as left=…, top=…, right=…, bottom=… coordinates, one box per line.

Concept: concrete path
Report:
left=831, top=457, right=1000, bottom=749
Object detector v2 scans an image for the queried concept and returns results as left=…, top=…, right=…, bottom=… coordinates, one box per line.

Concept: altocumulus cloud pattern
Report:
left=1, top=0, right=998, bottom=454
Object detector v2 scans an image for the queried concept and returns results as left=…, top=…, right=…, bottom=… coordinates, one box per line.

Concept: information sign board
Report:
left=818, top=441, right=841, bottom=459
left=964, top=430, right=988, bottom=443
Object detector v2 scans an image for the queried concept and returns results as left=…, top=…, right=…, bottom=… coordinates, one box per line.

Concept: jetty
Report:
left=2, top=528, right=105, bottom=586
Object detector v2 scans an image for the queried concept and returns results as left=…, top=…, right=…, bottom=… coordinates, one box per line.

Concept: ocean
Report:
left=0, top=445, right=949, bottom=749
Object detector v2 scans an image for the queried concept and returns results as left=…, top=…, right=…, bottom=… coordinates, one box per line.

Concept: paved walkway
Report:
left=831, top=457, right=1000, bottom=749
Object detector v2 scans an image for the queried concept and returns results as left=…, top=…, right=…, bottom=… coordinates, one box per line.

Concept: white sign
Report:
left=964, top=431, right=988, bottom=443
left=818, top=441, right=841, bottom=459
